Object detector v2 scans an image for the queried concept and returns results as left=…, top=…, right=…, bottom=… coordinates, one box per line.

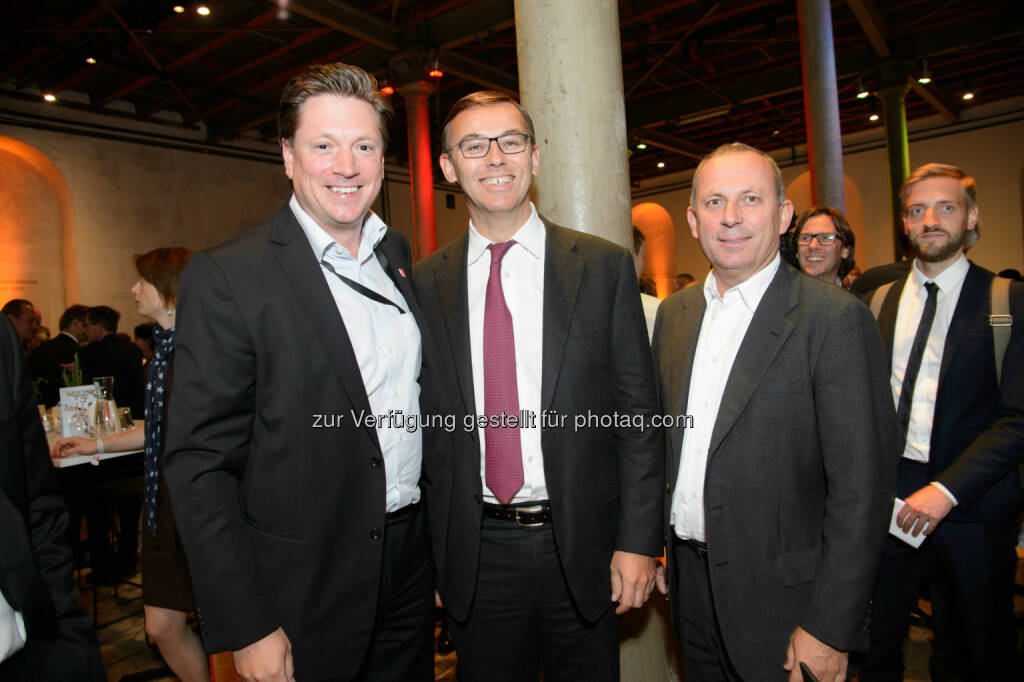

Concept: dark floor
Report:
left=89, top=551, right=1023, bottom=682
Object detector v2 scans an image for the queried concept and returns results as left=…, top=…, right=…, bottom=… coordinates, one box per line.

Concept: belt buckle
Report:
left=514, top=504, right=545, bottom=528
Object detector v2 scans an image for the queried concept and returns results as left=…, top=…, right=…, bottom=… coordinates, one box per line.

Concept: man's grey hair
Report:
left=690, top=142, right=787, bottom=208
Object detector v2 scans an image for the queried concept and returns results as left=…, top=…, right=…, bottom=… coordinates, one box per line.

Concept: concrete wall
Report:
left=633, top=118, right=1024, bottom=285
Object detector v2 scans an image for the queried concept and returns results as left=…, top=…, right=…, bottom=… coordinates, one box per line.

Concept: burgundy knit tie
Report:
left=484, top=241, right=523, bottom=504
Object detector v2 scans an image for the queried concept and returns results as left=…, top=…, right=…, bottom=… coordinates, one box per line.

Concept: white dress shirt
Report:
left=291, top=196, right=422, bottom=513
left=671, top=255, right=781, bottom=542
left=0, top=591, right=26, bottom=663
left=468, top=204, right=547, bottom=504
left=891, top=255, right=969, bottom=501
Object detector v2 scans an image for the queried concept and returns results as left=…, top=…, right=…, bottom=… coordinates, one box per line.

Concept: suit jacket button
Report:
left=370, top=528, right=382, bottom=541
left=369, top=457, right=382, bottom=468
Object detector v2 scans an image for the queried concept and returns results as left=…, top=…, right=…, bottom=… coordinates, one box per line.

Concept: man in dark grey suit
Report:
left=164, top=63, right=434, bottom=682
left=414, top=92, right=663, bottom=681
left=653, top=143, right=896, bottom=681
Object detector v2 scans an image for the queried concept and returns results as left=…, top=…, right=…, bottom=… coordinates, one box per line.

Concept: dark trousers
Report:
left=671, top=536, right=743, bottom=682
left=860, top=460, right=1019, bottom=681
left=353, top=502, right=435, bottom=682
left=449, top=516, right=620, bottom=682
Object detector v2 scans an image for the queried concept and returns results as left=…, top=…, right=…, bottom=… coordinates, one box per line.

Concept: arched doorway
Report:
left=631, top=202, right=675, bottom=298
left=0, top=136, right=78, bottom=320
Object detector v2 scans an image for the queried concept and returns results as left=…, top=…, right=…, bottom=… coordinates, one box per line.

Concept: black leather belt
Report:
left=679, top=537, right=708, bottom=564
left=482, top=502, right=551, bottom=527
left=385, top=501, right=419, bottom=521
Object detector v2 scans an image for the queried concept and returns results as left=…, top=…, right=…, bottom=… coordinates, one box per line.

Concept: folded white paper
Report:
left=889, top=498, right=927, bottom=548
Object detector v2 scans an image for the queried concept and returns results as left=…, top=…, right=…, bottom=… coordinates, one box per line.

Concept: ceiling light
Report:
left=772, top=129, right=780, bottom=136
left=673, top=105, right=731, bottom=127
left=85, top=57, right=97, bottom=64
left=380, top=84, right=394, bottom=96
left=657, top=161, right=665, bottom=169
left=917, top=60, right=931, bottom=85
left=173, top=5, right=185, bottom=13
left=428, top=68, right=443, bottom=79
left=43, top=93, right=56, bottom=102
left=636, top=137, right=647, bottom=150
left=856, top=76, right=870, bottom=99
left=962, top=91, right=974, bottom=101
left=197, top=5, right=210, bottom=16
left=869, top=112, right=880, bottom=122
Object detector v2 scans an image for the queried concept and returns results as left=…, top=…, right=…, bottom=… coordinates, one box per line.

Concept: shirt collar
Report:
left=911, top=253, right=969, bottom=295
left=467, top=203, right=545, bottom=265
left=60, top=331, right=78, bottom=343
left=289, top=194, right=387, bottom=265
left=703, top=253, right=781, bottom=313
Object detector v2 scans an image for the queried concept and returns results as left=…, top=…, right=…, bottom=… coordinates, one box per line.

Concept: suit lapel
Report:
left=541, top=223, right=585, bottom=411
left=708, top=265, right=799, bottom=458
left=877, top=276, right=907, bottom=367
left=268, top=206, right=379, bottom=451
left=665, top=291, right=706, bottom=481
left=939, top=262, right=985, bottom=386
left=433, top=235, right=477, bottom=421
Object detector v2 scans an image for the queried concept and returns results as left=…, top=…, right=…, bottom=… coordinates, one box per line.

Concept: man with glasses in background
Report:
left=794, top=207, right=856, bottom=286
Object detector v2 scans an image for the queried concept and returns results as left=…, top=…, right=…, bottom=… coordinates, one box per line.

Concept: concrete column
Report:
left=878, top=80, right=911, bottom=261
left=397, top=80, right=438, bottom=258
left=797, top=0, right=845, bottom=211
left=514, top=0, right=632, bottom=248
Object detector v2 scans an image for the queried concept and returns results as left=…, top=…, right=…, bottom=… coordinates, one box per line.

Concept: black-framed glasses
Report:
left=796, top=232, right=840, bottom=245
left=447, top=133, right=532, bottom=159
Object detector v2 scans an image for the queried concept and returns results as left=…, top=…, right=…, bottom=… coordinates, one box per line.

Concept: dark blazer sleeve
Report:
left=163, top=251, right=279, bottom=653
left=607, top=247, right=664, bottom=556
left=0, top=317, right=105, bottom=680
left=801, top=296, right=897, bottom=651
left=936, top=281, right=1024, bottom=505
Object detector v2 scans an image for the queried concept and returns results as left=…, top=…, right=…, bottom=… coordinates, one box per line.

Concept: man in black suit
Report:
left=860, top=163, right=1023, bottom=680
left=29, top=305, right=89, bottom=408
left=653, top=143, right=895, bottom=681
left=78, top=306, right=144, bottom=418
left=413, top=92, right=663, bottom=681
left=164, top=62, right=434, bottom=682
left=0, top=316, right=105, bottom=680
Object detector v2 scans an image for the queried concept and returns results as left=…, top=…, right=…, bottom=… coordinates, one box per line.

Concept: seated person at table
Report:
left=79, top=305, right=145, bottom=418
left=53, top=247, right=205, bottom=682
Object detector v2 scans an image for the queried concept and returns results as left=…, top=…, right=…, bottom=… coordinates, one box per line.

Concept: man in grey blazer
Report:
left=414, top=92, right=663, bottom=681
left=652, top=143, right=896, bottom=681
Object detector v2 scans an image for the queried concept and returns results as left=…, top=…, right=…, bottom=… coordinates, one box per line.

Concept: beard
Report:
left=911, top=223, right=968, bottom=263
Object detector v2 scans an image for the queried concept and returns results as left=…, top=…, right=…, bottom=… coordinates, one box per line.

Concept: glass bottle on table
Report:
left=92, top=376, right=119, bottom=438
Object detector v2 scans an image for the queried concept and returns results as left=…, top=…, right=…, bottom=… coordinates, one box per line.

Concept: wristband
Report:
left=96, top=439, right=104, bottom=455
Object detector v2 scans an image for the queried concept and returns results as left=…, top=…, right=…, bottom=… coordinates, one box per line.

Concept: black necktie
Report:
left=896, top=281, right=939, bottom=455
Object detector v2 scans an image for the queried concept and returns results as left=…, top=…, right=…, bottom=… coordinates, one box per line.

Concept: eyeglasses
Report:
left=447, top=133, right=532, bottom=159
left=796, top=232, right=840, bottom=246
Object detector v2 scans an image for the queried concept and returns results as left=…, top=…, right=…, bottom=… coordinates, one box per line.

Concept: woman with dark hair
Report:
left=52, top=247, right=207, bottom=682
